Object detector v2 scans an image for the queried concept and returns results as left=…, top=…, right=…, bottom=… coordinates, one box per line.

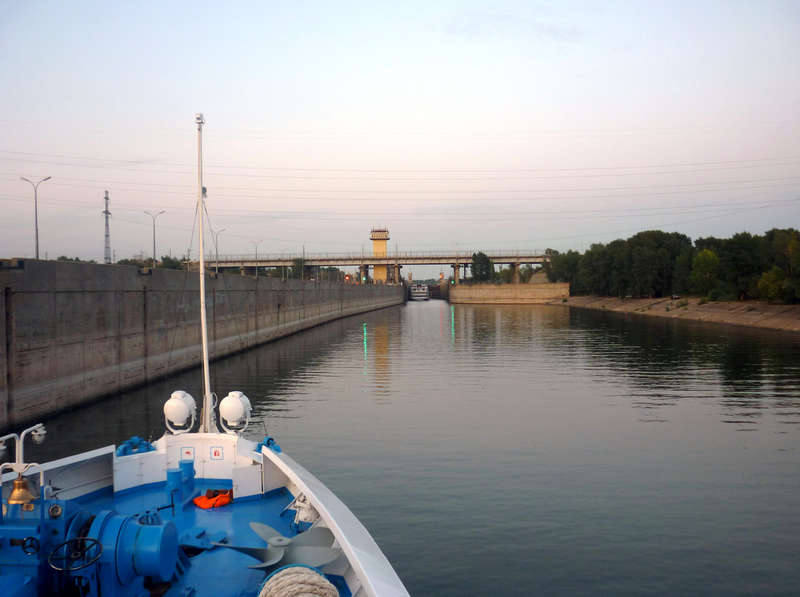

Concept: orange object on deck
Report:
left=193, top=489, right=233, bottom=509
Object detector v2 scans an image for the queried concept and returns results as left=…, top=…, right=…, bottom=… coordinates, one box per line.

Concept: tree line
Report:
left=543, top=228, right=800, bottom=303
left=471, top=252, right=537, bottom=283
left=56, top=255, right=185, bottom=268
left=116, top=255, right=185, bottom=269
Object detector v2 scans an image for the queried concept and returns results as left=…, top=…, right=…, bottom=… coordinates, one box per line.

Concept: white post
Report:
left=196, top=114, right=214, bottom=433
left=251, top=240, right=262, bottom=279
left=20, top=176, right=51, bottom=259
left=144, top=210, right=165, bottom=269
left=214, top=228, right=225, bottom=274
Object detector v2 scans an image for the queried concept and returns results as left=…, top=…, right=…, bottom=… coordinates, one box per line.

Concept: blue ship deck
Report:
left=74, top=480, right=349, bottom=597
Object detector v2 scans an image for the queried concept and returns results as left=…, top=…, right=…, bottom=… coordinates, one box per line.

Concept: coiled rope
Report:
left=259, top=565, right=338, bottom=597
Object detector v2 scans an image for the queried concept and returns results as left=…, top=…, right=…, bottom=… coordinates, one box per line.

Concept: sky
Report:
left=1, top=1, right=799, bottom=276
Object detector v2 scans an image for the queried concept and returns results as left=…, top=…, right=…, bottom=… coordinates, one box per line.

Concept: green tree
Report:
left=159, top=255, right=184, bottom=269
left=630, top=245, right=659, bottom=297
left=578, top=243, right=610, bottom=295
left=673, top=247, right=693, bottom=295
left=627, top=231, right=691, bottom=297
left=764, top=229, right=800, bottom=276
left=606, top=239, right=631, bottom=297
left=537, top=228, right=800, bottom=303
left=56, top=256, right=98, bottom=263
left=717, top=232, right=764, bottom=299
left=117, top=257, right=148, bottom=267
left=757, top=266, right=786, bottom=302
left=694, top=236, right=725, bottom=253
left=471, top=252, right=493, bottom=282
left=546, top=250, right=583, bottom=293
left=520, top=265, right=535, bottom=283
left=495, top=266, right=513, bottom=283
left=689, top=249, right=720, bottom=296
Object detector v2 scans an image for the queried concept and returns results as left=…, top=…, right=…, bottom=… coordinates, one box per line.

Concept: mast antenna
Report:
left=103, top=190, right=112, bottom=264
left=196, top=113, right=215, bottom=432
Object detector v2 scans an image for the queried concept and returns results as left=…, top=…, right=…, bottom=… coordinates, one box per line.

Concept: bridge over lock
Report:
left=210, top=249, right=550, bottom=284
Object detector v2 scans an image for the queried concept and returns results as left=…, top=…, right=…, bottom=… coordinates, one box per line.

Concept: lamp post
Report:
left=20, top=176, right=51, bottom=259
left=214, top=228, right=225, bottom=275
left=144, top=210, right=165, bottom=269
left=251, top=239, right=263, bottom=279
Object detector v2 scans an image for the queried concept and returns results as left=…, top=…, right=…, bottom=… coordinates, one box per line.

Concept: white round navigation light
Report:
left=31, top=425, right=47, bottom=444
left=164, top=390, right=197, bottom=434
left=219, top=391, right=252, bottom=435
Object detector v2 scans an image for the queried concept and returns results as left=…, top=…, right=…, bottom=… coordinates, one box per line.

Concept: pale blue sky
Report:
left=1, top=1, right=798, bottom=271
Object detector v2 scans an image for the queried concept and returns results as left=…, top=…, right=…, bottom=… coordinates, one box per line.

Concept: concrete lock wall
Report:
left=0, top=260, right=404, bottom=430
left=449, top=283, right=570, bottom=304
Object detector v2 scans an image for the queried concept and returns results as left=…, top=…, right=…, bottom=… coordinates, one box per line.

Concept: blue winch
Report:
left=0, top=491, right=179, bottom=597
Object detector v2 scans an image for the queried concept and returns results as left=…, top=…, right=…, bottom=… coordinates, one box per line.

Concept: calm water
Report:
left=27, top=301, right=800, bottom=596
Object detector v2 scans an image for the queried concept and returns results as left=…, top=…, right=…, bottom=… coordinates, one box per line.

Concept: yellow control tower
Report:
left=370, top=227, right=390, bottom=283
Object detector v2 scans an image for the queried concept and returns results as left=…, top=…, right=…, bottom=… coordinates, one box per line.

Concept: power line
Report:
left=5, top=161, right=800, bottom=183
left=1, top=192, right=798, bottom=219
left=2, top=174, right=798, bottom=200
left=1, top=149, right=799, bottom=174
left=1, top=193, right=797, bottom=231
left=497, top=202, right=788, bottom=245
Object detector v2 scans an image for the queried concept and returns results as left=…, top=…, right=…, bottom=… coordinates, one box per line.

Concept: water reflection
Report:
left=372, top=321, right=392, bottom=397
left=21, top=315, right=373, bottom=463
left=16, top=303, right=800, bottom=462
left=557, top=308, right=800, bottom=428
left=362, top=313, right=397, bottom=399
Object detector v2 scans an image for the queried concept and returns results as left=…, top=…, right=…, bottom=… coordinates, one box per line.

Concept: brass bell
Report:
left=8, top=474, right=37, bottom=505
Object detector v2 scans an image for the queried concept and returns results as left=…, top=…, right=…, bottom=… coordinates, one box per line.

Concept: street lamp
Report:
left=20, top=176, right=51, bottom=259
left=214, top=228, right=226, bottom=275
left=144, top=210, right=165, bottom=269
left=251, top=239, right=263, bottom=279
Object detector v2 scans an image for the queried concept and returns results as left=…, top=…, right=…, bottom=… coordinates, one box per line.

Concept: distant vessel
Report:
left=409, top=284, right=430, bottom=301
left=0, top=115, right=409, bottom=597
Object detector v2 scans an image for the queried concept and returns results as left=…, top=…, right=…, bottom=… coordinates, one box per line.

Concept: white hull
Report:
left=409, top=284, right=430, bottom=301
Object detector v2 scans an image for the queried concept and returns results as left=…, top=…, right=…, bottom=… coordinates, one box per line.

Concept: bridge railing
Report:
left=211, top=249, right=549, bottom=262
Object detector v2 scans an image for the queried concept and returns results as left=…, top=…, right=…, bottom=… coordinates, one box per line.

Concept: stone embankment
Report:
left=0, top=259, right=405, bottom=429
left=555, top=295, right=800, bottom=333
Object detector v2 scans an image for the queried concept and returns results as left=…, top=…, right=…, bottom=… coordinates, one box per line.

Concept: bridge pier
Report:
left=393, top=264, right=401, bottom=283
left=452, top=264, right=460, bottom=285
left=360, top=264, right=369, bottom=284
left=512, top=263, right=520, bottom=284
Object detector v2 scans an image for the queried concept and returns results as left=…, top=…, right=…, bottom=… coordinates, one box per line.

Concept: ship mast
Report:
left=196, top=113, right=214, bottom=432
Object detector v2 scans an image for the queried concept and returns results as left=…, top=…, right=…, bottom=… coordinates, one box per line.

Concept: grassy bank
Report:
left=552, top=295, right=800, bottom=333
